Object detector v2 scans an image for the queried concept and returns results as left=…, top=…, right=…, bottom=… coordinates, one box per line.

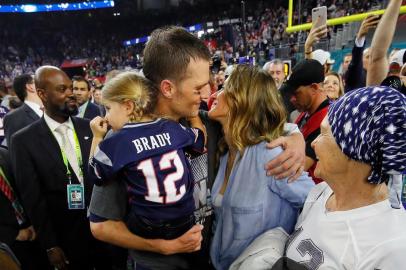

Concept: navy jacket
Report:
left=344, top=42, right=367, bottom=92
left=83, top=102, right=103, bottom=120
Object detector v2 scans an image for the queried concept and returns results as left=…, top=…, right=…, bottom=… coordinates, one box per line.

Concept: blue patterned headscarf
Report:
left=328, top=86, right=406, bottom=184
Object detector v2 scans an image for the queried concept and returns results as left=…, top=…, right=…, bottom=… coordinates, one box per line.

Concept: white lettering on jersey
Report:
left=150, top=136, right=160, bottom=149
left=133, top=139, right=144, bottom=153
left=132, top=133, right=172, bottom=154
left=163, top=133, right=171, bottom=145
left=156, top=134, right=166, bottom=146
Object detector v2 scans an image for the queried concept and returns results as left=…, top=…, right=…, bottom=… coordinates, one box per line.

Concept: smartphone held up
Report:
left=312, top=6, right=327, bottom=37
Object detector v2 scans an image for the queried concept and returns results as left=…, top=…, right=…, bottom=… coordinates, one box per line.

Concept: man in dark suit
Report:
left=72, top=76, right=103, bottom=120
left=10, top=66, right=111, bottom=270
left=0, top=146, right=49, bottom=269
left=3, top=74, right=43, bottom=146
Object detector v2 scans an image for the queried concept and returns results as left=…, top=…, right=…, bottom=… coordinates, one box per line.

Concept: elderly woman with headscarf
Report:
left=285, top=86, right=406, bottom=269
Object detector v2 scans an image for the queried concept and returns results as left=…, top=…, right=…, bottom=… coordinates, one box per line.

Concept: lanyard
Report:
left=54, top=127, right=83, bottom=183
left=0, top=167, right=26, bottom=225
left=0, top=167, right=12, bottom=188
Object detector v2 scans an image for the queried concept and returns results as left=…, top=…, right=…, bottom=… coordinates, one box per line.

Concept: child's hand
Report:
left=90, top=116, right=108, bottom=139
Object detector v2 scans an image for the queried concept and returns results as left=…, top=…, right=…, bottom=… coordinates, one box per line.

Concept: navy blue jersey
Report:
left=89, top=118, right=205, bottom=221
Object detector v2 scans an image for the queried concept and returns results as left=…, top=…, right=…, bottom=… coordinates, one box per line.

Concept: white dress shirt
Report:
left=77, top=101, right=89, bottom=118
left=43, top=113, right=82, bottom=182
left=44, top=113, right=76, bottom=148
left=24, top=100, right=43, bottom=117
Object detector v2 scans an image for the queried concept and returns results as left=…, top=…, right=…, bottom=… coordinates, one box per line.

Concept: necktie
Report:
left=55, top=124, right=82, bottom=183
left=0, top=167, right=26, bottom=225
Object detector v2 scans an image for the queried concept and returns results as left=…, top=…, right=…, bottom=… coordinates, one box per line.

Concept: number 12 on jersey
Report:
left=137, top=150, right=186, bottom=204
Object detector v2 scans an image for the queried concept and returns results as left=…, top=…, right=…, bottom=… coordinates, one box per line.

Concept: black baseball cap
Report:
left=284, top=59, right=325, bottom=95
left=381, top=75, right=406, bottom=95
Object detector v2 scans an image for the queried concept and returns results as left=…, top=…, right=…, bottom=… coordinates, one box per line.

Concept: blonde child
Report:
left=88, top=71, right=206, bottom=241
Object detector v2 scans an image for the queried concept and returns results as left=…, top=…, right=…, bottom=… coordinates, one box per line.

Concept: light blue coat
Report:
left=210, top=142, right=315, bottom=270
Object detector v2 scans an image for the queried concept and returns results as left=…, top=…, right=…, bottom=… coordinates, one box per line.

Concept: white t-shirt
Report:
left=285, top=182, right=406, bottom=270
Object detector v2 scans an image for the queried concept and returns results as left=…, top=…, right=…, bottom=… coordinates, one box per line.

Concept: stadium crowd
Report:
left=0, top=0, right=405, bottom=269
left=0, top=0, right=384, bottom=82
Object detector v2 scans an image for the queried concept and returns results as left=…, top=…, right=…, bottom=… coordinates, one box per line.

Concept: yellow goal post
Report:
left=286, top=0, right=406, bottom=33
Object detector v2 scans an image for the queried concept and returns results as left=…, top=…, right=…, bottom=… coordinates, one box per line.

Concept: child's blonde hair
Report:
left=102, top=71, right=158, bottom=121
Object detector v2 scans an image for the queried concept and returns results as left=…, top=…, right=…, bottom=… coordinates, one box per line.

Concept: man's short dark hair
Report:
left=143, top=26, right=211, bottom=86
left=13, top=74, right=33, bottom=102
left=72, top=75, right=90, bottom=91
left=9, top=96, right=23, bottom=110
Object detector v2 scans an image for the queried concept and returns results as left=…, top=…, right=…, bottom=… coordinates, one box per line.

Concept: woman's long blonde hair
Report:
left=102, top=71, right=158, bottom=121
left=222, top=65, right=287, bottom=154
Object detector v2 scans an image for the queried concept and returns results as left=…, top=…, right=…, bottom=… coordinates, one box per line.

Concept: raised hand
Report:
left=357, top=14, right=380, bottom=40
left=305, top=17, right=328, bottom=58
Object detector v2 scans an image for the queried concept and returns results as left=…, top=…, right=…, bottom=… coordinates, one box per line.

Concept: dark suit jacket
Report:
left=9, top=117, right=94, bottom=262
left=0, top=147, right=50, bottom=270
left=199, top=110, right=222, bottom=189
left=179, top=111, right=222, bottom=188
left=96, top=103, right=106, bottom=117
left=83, top=102, right=103, bottom=120
left=3, top=103, right=40, bottom=146
left=0, top=147, right=21, bottom=246
left=190, top=111, right=222, bottom=261
left=344, top=42, right=367, bottom=92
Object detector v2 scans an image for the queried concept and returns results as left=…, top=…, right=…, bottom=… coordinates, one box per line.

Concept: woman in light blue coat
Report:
left=208, top=65, right=314, bottom=270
